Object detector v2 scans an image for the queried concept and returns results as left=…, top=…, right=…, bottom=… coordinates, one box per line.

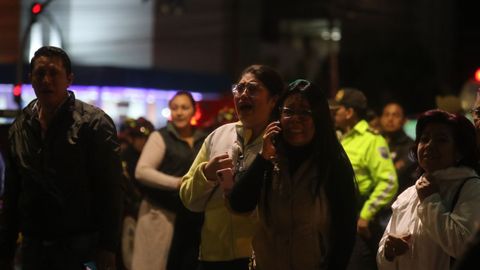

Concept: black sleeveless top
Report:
left=141, top=122, right=206, bottom=212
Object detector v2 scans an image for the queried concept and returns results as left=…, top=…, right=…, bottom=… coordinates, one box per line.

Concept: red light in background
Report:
left=190, top=104, right=202, bottom=126
left=475, top=68, right=480, bottom=83
left=13, top=84, right=22, bottom=97
left=31, top=3, right=43, bottom=15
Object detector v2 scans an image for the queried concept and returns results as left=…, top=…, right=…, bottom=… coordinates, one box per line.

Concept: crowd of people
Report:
left=0, top=45, right=479, bottom=270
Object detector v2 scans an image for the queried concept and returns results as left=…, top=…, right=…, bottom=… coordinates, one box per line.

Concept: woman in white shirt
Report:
left=377, top=109, right=480, bottom=270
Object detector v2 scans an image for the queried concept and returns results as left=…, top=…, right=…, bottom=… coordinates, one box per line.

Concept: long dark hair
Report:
left=410, top=109, right=480, bottom=175
left=276, top=79, right=358, bottom=269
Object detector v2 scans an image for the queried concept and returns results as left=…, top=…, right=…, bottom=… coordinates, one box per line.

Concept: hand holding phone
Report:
left=261, top=121, right=282, bottom=160
left=216, top=168, right=234, bottom=193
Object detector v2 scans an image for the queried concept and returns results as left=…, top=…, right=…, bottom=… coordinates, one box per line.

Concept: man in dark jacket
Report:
left=379, top=102, right=416, bottom=195
left=0, top=46, right=124, bottom=270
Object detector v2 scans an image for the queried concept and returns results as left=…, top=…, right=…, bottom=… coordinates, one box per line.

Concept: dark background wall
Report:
left=255, top=0, right=477, bottom=115
left=0, top=0, right=479, bottom=115
left=0, top=1, right=20, bottom=63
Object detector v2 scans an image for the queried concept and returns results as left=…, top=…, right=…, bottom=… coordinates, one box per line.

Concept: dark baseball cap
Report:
left=126, top=117, right=154, bottom=137
left=333, top=88, right=367, bottom=111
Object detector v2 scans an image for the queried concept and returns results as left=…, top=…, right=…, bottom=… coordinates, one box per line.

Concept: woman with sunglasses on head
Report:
left=376, top=110, right=480, bottom=270
left=228, top=80, right=358, bottom=270
left=179, top=65, right=285, bottom=270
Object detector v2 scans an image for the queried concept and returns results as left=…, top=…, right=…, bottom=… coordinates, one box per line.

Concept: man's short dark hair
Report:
left=30, top=46, right=72, bottom=75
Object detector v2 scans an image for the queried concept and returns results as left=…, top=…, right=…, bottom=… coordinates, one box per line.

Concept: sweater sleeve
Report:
left=228, top=154, right=272, bottom=213
left=361, top=136, right=398, bottom=221
left=179, top=142, right=218, bottom=212
left=417, top=179, right=480, bottom=258
left=135, top=131, right=181, bottom=190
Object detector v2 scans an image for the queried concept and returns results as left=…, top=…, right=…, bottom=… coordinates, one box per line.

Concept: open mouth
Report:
left=237, top=102, right=253, bottom=112
left=38, top=88, right=54, bottom=94
left=289, top=129, right=304, bottom=134
left=172, top=119, right=186, bottom=123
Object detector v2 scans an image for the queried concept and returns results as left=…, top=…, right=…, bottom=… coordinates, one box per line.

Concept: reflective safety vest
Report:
left=341, top=120, right=398, bottom=221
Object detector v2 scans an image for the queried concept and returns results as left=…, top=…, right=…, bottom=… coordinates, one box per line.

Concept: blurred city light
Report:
left=475, top=68, right=480, bottom=82
left=31, top=3, right=43, bottom=15
left=13, top=84, right=22, bottom=97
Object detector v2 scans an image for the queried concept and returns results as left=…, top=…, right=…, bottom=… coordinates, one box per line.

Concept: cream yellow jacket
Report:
left=180, top=122, right=260, bottom=261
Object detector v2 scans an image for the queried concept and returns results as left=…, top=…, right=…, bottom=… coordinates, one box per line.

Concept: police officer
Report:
left=331, top=88, right=398, bottom=270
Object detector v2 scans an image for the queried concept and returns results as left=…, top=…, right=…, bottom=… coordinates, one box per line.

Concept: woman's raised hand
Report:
left=204, top=153, right=233, bottom=182
left=261, top=121, right=282, bottom=161
left=416, top=173, right=439, bottom=202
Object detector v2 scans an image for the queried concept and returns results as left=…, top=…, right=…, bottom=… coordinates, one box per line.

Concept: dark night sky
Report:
left=260, top=0, right=480, bottom=115
left=453, top=1, right=480, bottom=90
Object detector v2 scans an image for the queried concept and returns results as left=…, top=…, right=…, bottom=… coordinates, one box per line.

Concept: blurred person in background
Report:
left=331, top=88, right=398, bottom=270
left=379, top=102, right=416, bottom=196
left=366, top=108, right=381, bottom=132
left=132, top=91, right=206, bottom=270
left=180, top=65, right=285, bottom=270
left=120, top=117, right=155, bottom=191
left=118, top=117, right=154, bottom=270
left=204, top=105, right=238, bottom=133
left=435, top=95, right=463, bottom=115
left=0, top=46, right=123, bottom=270
left=227, top=79, right=357, bottom=270
left=377, top=109, right=480, bottom=270
left=470, top=89, right=480, bottom=146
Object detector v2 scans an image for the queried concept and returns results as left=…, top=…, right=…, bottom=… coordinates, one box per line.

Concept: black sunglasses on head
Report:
left=288, top=79, right=311, bottom=92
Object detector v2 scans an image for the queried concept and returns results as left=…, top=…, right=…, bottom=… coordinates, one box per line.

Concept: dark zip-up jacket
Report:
left=0, top=91, right=124, bottom=260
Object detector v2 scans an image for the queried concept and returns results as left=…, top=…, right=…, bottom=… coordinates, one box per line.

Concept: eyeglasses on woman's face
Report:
left=280, top=107, right=313, bottom=119
left=231, top=82, right=262, bottom=98
left=279, top=94, right=315, bottom=146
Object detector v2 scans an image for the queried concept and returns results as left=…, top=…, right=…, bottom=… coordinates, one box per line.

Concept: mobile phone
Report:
left=216, top=168, right=234, bottom=192
left=271, top=121, right=282, bottom=148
